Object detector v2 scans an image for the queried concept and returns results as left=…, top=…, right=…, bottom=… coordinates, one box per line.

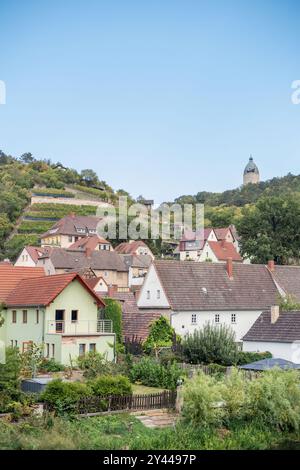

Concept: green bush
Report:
left=129, top=357, right=182, bottom=390
left=77, top=352, right=111, bottom=378
left=182, top=367, right=300, bottom=432
left=89, top=375, right=132, bottom=397
left=40, top=379, right=91, bottom=415
left=182, top=372, right=224, bottom=428
left=0, top=347, right=22, bottom=397
left=247, top=369, right=300, bottom=431
left=236, top=350, right=272, bottom=365
left=143, top=316, right=176, bottom=354
left=39, top=358, right=65, bottom=373
left=182, top=322, right=238, bottom=365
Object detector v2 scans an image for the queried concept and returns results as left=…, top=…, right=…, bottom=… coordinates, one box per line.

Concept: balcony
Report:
left=47, top=319, right=113, bottom=335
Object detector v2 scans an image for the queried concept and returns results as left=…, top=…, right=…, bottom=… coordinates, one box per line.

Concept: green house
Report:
left=0, top=272, right=115, bottom=365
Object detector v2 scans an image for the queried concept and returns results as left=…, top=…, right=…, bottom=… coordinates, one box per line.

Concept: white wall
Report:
left=15, top=248, right=36, bottom=267
left=198, top=242, right=219, bottom=263
left=137, top=264, right=170, bottom=308
left=171, top=310, right=263, bottom=342
left=243, top=341, right=300, bottom=364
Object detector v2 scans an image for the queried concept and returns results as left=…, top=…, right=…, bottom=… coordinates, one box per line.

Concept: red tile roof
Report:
left=25, top=246, right=48, bottom=263
left=115, top=240, right=150, bottom=255
left=0, top=265, right=45, bottom=303
left=214, top=228, right=231, bottom=241
left=5, top=273, right=105, bottom=307
left=69, top=235, right=111, bottom=250
left=208, top=241, right=242, bottom=262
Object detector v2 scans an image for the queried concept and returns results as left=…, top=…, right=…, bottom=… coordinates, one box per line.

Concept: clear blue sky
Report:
left=0, top=0, right=300, bottom=202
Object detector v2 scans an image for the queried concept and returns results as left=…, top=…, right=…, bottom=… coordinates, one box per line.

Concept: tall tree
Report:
left=237, top=195, right=300, bottom=264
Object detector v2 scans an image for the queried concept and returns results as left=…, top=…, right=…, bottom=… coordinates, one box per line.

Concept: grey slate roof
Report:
left=40, top=248, right=127, bottom=272
left=121, top=254, right=152, bottom=269
left=243, top=310, right=300, bottom=343
left=41, top=215, right=101, bottom=238
left=270, top=266, right=300, bottom=302
left=240, top=358, right=300, bottom=370
left=153, top=260, right=279, bottom=311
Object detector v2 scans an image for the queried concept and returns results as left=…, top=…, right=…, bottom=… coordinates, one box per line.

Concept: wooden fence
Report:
left=77, top=390, right=177, bottom=415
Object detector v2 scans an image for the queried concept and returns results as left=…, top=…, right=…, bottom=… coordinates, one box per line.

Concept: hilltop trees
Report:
left=237, top=195, right=300, bottom=264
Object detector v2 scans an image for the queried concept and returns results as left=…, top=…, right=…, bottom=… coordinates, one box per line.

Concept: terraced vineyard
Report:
left=4, top=201, right=100, bottom=260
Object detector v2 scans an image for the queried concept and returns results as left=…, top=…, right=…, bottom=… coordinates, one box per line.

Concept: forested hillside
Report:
left=175, top=173, right=300, bottom=207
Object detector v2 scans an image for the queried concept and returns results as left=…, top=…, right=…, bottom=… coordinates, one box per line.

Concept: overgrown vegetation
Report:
left=143, top=316, right=176, bottom=355
left=129, top=356, right=182, bottom=390
left=182, top=368, right=300, bottom=433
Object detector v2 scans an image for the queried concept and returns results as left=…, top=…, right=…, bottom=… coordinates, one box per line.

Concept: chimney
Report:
left=226, top=257, right=233, bottom=279
left=268, top=260, right=275, bottom=272
left=85, top=247, right=92, bottom=258
left=271, top=305, right=280, bottom=324
left=108, top=284, right=118, bottom=297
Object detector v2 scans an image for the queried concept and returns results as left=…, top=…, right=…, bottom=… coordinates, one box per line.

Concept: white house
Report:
left=243, top=307, right=300, bottom=364
left=137, top=259, right=280, bottom=342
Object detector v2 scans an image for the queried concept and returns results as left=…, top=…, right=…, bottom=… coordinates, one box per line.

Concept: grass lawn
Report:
left=132, top=384, right=166, bottom=395
left=1, top=414, right=300, bottom=450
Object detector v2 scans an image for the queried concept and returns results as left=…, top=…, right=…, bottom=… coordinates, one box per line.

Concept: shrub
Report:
left=89, top=375, right=132, bottom=396
left=39, top=358, right=65, bottom=373
left=77, top=352, right=111, bottom=378
left=41, top=379, right=91, bottom=415
left=182, top=322, right=238, bottom=365
left=0, top=347, right=22, bottom=397
left=182, top=372, right=224, bottom=428
left=220, top=368, right=249, bottom=422
left=236, top=350, right=272, bottom=365
left=129, top=357, right=182, bottom=390
left=247, top=369, right=300, bottom=431
left=143, top=316, right=176, bottom=354
left=32, top=188, right=74, bottom=197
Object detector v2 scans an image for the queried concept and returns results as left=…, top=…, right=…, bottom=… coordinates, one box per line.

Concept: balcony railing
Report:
left=47, top=319, right=113, bottom=335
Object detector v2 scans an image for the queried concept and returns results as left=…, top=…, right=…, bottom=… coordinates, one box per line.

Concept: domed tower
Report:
left=243, top=156, right=260, bottom=185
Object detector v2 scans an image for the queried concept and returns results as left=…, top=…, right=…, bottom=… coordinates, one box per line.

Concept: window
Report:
left=104, top=271, right=108, bottom=277
left=46, top=343, right=50, bottom=358
left=23, top=310, right=27, bottom=324
left=191, top=314, right=197, bottom=324
left=10, top=340, right=13, bottom=347
left=231, top=313, right=236, bottom=324
left=186, top=252, right=189, bottom=258
left=68, top=236, right=73, bottom=242
left=14, top=340, right=18, bottom=348
left=89, top=343, right=96, bottom=353
left=215, top=314, right=220, bottom=323
left=157, top=289, right=160, bottom=299
left=36, top=309, right=39, bottom=324
left=12, top=310, right=17, bottom=323
left=79, top=344, right=86, bottom=356
left=52, top=344, right=55, bottom=358
left=71, top=310, right=78, bottom=323
left=22, top=341, right=32, bottom=353
left=147, top=290, right=150, bottom=299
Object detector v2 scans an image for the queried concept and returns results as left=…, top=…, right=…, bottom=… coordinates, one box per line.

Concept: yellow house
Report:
left=2, top=273, right=115, bottom=365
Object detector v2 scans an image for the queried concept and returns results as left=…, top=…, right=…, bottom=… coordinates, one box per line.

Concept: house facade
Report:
left=0, top=273, right=115, bottom=365
left=115, top=240, right=154, bottom=259
left=40, top=214, right=102, bottom=248
left=36, top=247, right=129, bottom=287
left=15, top=246, right=48, bottom=267
left=137, top=259, right=279, bottom=342
left=178, top=227, right=240, bottom=262
left=243, top=308, right=300, bottom=364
